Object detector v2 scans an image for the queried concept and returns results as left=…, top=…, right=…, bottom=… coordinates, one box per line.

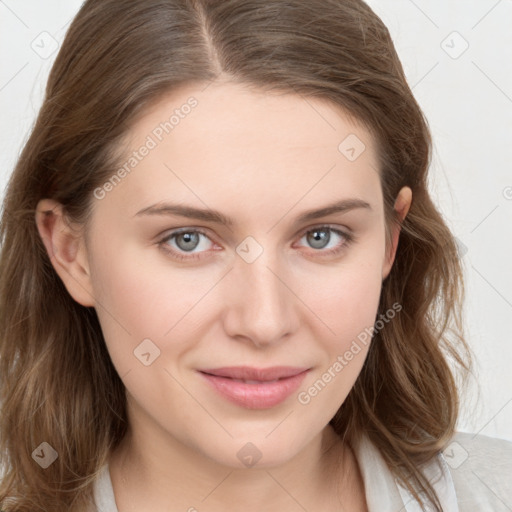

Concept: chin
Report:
left=195, top=431, right=308, bottom=471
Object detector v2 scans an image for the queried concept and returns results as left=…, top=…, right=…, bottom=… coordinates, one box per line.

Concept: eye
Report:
left=157, top=225, right=355, bottom=262
left=296, top=225, right=354, bottom=257
left=158, top=228, right=215, bottom=261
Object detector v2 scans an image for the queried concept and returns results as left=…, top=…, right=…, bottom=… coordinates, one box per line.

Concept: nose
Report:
left=221, top=249, right=299, bottom=348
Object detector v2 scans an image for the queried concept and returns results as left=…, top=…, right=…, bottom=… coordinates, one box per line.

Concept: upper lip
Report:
left=199, top=366, right=310, bottom=381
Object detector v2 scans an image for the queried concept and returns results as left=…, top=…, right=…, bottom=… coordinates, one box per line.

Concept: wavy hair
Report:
left=0, top=0, right=473, bottom=510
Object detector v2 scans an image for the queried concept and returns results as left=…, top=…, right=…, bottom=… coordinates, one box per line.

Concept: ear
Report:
left=382, top=186, right=412, bottom=281
left=35, top=199, right=95, bottom=307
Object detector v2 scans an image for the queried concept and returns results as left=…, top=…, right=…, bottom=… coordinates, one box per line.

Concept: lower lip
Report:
left=199, top=370, right=309, bottom=409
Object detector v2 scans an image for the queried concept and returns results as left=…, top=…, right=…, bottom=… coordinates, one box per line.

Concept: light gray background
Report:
left=1, top=1, right=511, bottom=441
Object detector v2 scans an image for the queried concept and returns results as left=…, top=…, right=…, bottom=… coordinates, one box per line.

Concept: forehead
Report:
left=97, top=81, right=382, bottom=222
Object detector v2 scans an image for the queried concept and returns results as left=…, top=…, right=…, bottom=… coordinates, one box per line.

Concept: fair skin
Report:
left=36, top=81, right=412, bottom=512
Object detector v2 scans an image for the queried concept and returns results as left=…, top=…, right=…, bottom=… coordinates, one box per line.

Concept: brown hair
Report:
left=0, top=0, right=473, bottom=510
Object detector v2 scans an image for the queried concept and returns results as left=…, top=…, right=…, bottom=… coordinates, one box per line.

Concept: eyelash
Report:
left=157, top=225, right=355, bottom=262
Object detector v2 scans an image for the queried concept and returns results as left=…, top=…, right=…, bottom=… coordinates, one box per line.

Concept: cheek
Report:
left=296, top=262, right=382, bottom=417
left=301, top=256, right=383, bottom=344
left=294, top=223, right=386, bottom=334
left=88, top=239, right=224, bottom=368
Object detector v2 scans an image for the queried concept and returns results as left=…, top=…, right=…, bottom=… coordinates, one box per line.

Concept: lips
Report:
left=199, top=366, right=309, bottom=382
left=198, top=366, right=310, bottom=409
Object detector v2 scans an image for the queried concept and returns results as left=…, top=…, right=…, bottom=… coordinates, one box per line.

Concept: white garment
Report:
left=93, top=431, right=512, bottom=511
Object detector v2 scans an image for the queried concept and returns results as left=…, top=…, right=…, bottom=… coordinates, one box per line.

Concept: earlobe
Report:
left=35, top=199, right=96, bottom=307
left=382, top=186, right=412, bottom=281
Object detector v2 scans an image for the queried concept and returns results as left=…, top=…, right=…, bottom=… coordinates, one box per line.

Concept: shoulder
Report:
left=441, top=431, right=512, bottom=511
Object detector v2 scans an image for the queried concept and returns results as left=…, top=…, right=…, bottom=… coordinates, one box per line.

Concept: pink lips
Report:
left=198, top=366, right=310, bottom=409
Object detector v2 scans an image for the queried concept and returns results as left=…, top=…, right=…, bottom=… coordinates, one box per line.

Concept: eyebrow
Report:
left=134, top=198, right=372, bottom=226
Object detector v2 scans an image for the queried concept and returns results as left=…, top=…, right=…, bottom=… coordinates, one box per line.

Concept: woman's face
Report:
left=60, top=81, right=409, bottom=468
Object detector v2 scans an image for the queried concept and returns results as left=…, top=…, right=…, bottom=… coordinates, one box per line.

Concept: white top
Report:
left=93, top=431, right=512, bottom=511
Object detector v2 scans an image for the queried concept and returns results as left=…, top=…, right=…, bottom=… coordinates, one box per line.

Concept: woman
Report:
left=0, top=1, right=510, bottom=511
